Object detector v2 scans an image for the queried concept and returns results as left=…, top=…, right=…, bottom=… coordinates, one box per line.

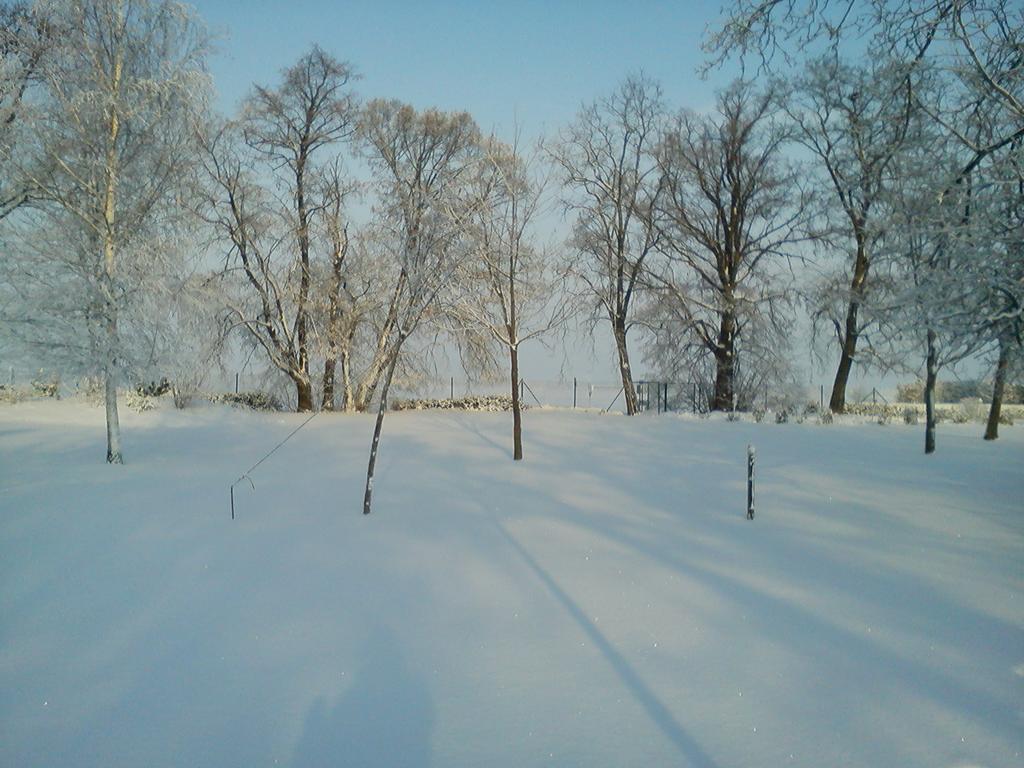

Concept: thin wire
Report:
left=229, top=411, right=318, bottom=519
left=603, top=386, right=624, bottom=413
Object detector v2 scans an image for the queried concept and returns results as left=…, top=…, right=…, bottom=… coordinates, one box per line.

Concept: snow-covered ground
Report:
left=1, top=400, right=1022, bottom=768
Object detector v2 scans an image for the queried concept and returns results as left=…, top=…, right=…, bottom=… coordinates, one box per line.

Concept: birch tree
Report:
left=358, top=99, right=480, bottom=514
left=550, top=75, right=664, bottom=415
left=3, top=0, right=208, bottom=463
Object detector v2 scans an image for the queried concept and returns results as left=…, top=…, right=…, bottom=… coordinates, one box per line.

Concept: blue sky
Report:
left=195, top=0, right=736, bottom=140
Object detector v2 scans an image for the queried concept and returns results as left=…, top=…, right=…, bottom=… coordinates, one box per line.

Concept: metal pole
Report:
left=450, top=376, right=454, bottom=400
left=820, top=384, right=823, bottom=411
left=692, top=383, right=697, bottom=413
left=235, top=372, right=239, bottom=394
left=747, top=445, right=755, bottom=520
left=573, top=377, right=577, bottom=409
left=872, top=387, right=877, bottom=404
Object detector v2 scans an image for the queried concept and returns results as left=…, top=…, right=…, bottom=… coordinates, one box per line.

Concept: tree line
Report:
left=1, top=0, right=1020, bottom=483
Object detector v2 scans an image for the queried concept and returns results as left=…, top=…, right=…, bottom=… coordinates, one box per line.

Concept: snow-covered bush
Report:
left=171, top=384, right=196, bottom=410
left=817, top=409, right=833, bottom=425
left=775, top=409, right=789, bottom=424
left=903, top=407, right=919, bottom=425
left=752, top=408, right=766, bottom=423
left=999, top=411, right=1014, bottom=426
left=31, top=371, right=60, bottom=398
left=126, top=389, right=156, bottom=412
left=76, top=377, right=104, bottom=406
left=391, top=395, right=519, bottom=412
left=726, top=410, right=741, bottom=422
left=136, top=378, right=171, bottom=397
left=0, top=385, right=28, bottom=405
left=959, top=397, right=985, bottom=421
left=213, top=391, right=283, bottom=411
left=876, top=411, right=891, bottom=425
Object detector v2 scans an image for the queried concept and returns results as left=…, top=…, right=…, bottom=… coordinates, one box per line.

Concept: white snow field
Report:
left=1, top=401, right=1022, bottom=768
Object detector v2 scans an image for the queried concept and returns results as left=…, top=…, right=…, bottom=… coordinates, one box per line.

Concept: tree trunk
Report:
left=296, top=377, right=314, bottom=413
left=984, top=337, right=1010, bottom=441
left=829, top=323, right=857, bottom=414
left=612, top=319, right=638, bottom=415
left=104, top=331, right=122, bottom=465
left=711, top=309, right=736, bottom=411
left=363, top=347, right=402, bottom=515
left=354, top=271, right=407, bottom=411
left=829, top=242, right=870, bottom=414
left=924, top=328, right=937, bottom=455
left=510, top=345, right=523, bottom=461
left=322, top=235, right=345, bottom=412
left=321, top=356, right=337, bottom=411
left=341, top=348, right=354, bottom=412
left=295, top=160, right=312, bottom=411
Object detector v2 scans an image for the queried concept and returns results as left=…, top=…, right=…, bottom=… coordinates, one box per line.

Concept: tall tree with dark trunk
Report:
left=316, top=159, right=358, bottom=410
left=241, top=47, right=356, bottom=411
left=550, top=76, right=664, bottom=415
left=450, top=135, right=559, bottom=461
left=884, top=126, right=980, bottom=455
left=201, top=47, right=357, bottom=412
left=358, top=100, right=480, bottom=514
left=786, top=57, right=915, bottom=413
left=653, top=83, right=805, bottom=412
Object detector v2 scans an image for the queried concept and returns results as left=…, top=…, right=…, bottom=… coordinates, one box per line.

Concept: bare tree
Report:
left=964, top=137, right=1023, bottom=441
left=550, top=75, right=664, bottom=415
left=787, top=57, right=916, bottom=413
left=4, top=0, right=209, bottom=463
left=237, top=46, right=357, bottom=411
left=314, top=159, right=360, bottom=410
left=881, top=120, right=986, bottom=454
left=706, top=0, right=1024, bottom=208
left=450, top=134, right=559, bottom=460
left=358, top=99, right=480, bottom=514
left=0, top=1, right=52, bottom=218
left=652, top=83, right=806, bottom=411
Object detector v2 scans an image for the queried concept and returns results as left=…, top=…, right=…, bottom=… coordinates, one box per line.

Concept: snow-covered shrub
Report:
left=126, top=389, right=156, bottom=412
left=0, top=385, right=27, bottom=405
left=214, top=391, right=283, bottom=411
left=934, top=407, right=968, bottom=424
left=137, top=378, right=171, bottom=397
left=391, top=395, right=519, bottom=412
left=726, top=410, right=741, bottom=422
left=817, top=409, right=833, bottom=425
left=775, top=409, right=788, bottom=424
left=31, top=371, right=60, bottom=398
left=903, top=407, right=918, bottom=425
left=876, top=411, right=891, bottom=425
left=752, top=408, right=766, bottom=423
left=77, top=377, right=104, bottom=406
left=959, top=397, right=985, bottom=422
left=999, top=411, right=1014, bottom=426
left=171, top=383, right=195, bottom=410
